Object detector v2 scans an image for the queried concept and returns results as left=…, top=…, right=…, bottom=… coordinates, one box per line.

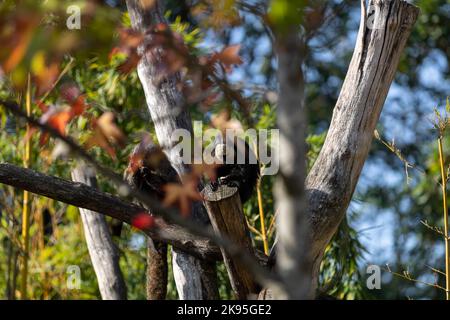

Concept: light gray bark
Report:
left=267, top=0, right=419, bottom=298
left=125, top=0, right=218, bottom=299
left=273, top=29, right=310, bottom=299
left=304, top=0, right=419, bottom=292
left=71, top=165, right=127, bottom=300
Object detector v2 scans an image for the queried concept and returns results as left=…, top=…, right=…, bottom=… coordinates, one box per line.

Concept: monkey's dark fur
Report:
left=109, top=144, right=178, bottom=238
left=128, top=138, right=260, bottom=205
left=211, top=136, right=260, bottom=204
left=126, top=143, right=180, bottom=200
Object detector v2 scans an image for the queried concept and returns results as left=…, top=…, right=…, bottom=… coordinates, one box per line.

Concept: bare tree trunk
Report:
left=202, top=185, right=259, bottom=299
left=125, top=0, right=218, bottom=299
left=146, top=238, right=168, bottom=299
left=304, top=0, right=418, bottom=293
left=267, top=0, right=419, bottom=298
left=273, top=29, right=310, bottom=299
left=71, top=165, right=127, bottom=300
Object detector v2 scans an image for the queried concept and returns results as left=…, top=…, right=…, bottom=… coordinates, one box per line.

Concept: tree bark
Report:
left=303, top=0, right=419, bottom=293
left=71, top=165, right=127, bottom=300
left=273, top=26, right=310, bottom=299
left=266, top=0, right=419, bottom=299
left=125, top=0, right=218, bottom=299
left=146, top=238, right=168, bottom=299
left=0, top=162, right=221, bottom=260
left=202, top=185, right=259, bottom=299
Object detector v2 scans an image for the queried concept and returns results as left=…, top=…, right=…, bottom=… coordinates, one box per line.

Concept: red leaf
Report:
left=69, top=95, right=86, bottom=117
left=118, top=29, right=144, bottom=49
left=0, top=15, right=37, bottom=73
left=60, top=84, right=87, bottom=116
left=210, top=45, right=243, bottom=72
left=117, top=51, right=141, bottom=75
left=131, top=213, right=155, bottom=230
left=46, top=110, right=71, bottom=136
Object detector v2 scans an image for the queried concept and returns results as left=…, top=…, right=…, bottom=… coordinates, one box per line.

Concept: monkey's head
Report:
left=212, top=136, right=258, bottom=166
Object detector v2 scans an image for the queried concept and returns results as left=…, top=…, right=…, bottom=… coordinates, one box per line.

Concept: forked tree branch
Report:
left=303, top=0, right=420, bottom=290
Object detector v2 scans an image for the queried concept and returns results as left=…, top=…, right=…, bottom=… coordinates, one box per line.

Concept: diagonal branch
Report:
left=0, top=162, right=220, bottom=261
left=303, top=0, right=420, bottom=290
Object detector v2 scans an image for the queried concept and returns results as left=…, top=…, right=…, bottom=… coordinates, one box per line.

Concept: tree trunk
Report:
left=71, top=165, right=127, bottom=300
left=202, top=184, right=259, bottom=299
left=272, top=24, right=310, bottom=299
left=125, top=0, right=218, bottom=299
left=303, top=0, right=419, bottom=293
left=266, top=0, right=419, bottom=299
left=146, top=238, right=168, bottom=299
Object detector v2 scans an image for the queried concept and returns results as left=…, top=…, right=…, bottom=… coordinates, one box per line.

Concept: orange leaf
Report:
left=126, top=134, right=155, bottom=175
left=117, top=51, right=141, bottom=75
left=118, top=29, right=144, bottom=49
left=85, top=129, right=117, bottom=159
left=1, top=17, right=37, bottom=73
left=39, top=109, right=72, bottom=146
left=34, top=62, right=60, bottom=97
left=210, top=109, right=243, bottom=133
left=96, top=112, right=126, bottom=146
left=162, top=180, right=202, bottom=216
left=211, top=45, right=243, bottom=72
left=85, top=112, right=126, bottom=159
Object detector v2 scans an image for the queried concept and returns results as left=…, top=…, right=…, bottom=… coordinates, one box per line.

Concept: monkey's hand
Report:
left=218, top=174, right=241, bottom=189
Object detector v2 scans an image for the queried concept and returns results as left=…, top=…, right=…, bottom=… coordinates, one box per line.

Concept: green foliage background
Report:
left=0, top=0, right=448, bottom=300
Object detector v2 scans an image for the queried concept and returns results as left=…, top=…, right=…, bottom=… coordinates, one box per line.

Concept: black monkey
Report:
left=110, top=142, right=179, bottom=238
left=125, top=142, right=180, bottom=199
left=210, top=136, right=260, bottom=203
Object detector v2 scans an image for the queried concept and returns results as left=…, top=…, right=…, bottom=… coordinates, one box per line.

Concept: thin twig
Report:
left=384, top=264, right=447, bottom=293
